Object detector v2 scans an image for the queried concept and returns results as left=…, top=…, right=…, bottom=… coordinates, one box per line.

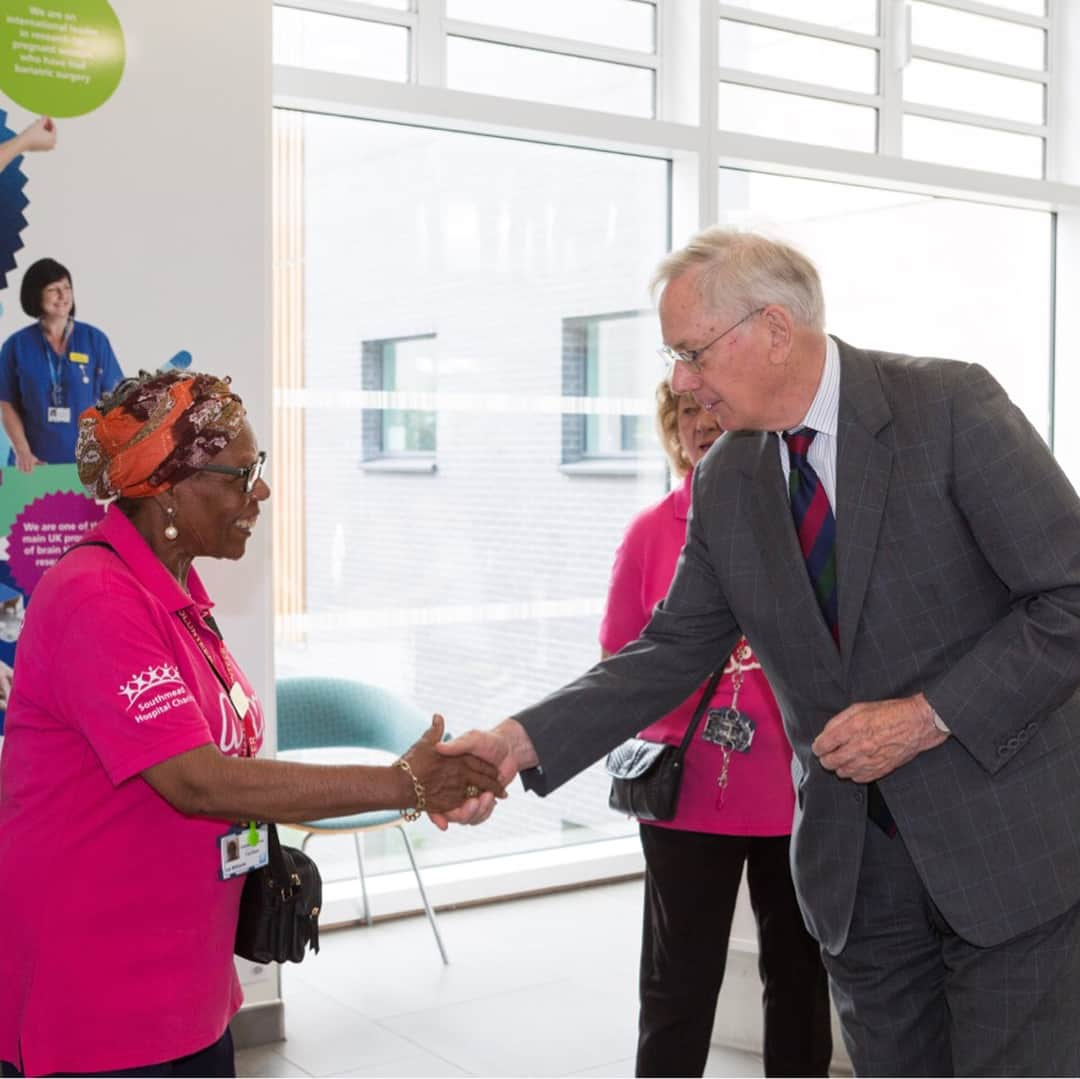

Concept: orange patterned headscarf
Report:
left=76, top=371, right=246, bottom=500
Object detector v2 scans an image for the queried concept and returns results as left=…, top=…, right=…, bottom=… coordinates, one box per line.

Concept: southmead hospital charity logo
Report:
left=118, top=663, right=193, bottom=721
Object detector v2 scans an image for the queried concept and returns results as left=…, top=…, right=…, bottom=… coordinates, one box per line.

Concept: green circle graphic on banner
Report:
left=0, top=0, right=125, bottom=118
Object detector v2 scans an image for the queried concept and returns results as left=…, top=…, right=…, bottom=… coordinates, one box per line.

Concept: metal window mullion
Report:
left=878, top=0, right=904, bottom=155
left=917, top=0, right=1049, bottom=31
left=715, top=3, right=883, bottom=49
left=1043, top=0, right=1057, bottom=180
left=274, top=66, right=701, bottom=152
left=716, top=67, right=883, bottom=109
left=903, top=100, right=1048, bottom=137
left=414, top=0, right=446, bottom=86
left=909, top=44, right=1048, bottom=83
left=700, top=0, right=720, bottom=230
left=273, top=67, right=1080, bottom=210
left=443, top=19, right=659, bottom=71
left=275, top=0, right=415, bottom=30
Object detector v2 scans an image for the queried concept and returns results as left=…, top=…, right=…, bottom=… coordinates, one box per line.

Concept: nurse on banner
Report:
left=0, top=257, right=123, bottom=471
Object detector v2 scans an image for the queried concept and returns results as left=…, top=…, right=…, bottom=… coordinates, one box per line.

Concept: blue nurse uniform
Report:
left=0, top=321, right=123, bottom=464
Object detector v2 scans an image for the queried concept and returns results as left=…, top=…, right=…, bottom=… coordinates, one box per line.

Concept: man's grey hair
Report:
left=652, top=227, right=825, bottom=331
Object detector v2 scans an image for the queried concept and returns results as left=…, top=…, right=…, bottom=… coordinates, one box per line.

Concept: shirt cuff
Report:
left=930, top=706, right=950, bottom=734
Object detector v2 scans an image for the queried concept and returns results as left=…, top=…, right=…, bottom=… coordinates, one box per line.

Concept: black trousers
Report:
left=636, top=825, right=832, bottom=1078
left=1, top=1029, right=234, bottom=1078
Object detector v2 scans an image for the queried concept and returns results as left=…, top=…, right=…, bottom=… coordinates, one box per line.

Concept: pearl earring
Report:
left=164, top=506, right=179, bottom=541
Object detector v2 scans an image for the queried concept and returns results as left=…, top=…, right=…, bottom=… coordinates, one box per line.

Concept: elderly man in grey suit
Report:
left=439, top=228, right=1080, bottom=1076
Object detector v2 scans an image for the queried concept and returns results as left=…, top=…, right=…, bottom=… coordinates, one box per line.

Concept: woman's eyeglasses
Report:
left=196, top=450, right=267, bottom=494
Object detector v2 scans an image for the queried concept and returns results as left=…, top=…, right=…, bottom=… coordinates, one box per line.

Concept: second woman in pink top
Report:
left=600, top=382, right=831, bottom=1078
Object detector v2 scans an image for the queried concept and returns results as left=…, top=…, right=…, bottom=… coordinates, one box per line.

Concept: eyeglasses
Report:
left=196, top=450, right=267, bottom=494
left=658, top=308, right=763, bottom=375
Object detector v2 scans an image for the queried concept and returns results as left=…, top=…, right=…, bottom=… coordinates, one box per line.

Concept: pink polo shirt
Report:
left=0, top=505, right=264, bottom=1076
left=599, top=470, right=795, bottom=836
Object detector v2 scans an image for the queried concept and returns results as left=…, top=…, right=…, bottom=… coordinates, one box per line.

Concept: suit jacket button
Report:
left=997, top=745, right=1009, bottom=757
left=854, top=791, right=864, bottom=803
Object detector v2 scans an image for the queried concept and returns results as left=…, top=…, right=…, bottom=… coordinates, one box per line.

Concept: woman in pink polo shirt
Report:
left=600, top=382, right=831, bottom=1078
left=0, top=371, right=500, bottom=1078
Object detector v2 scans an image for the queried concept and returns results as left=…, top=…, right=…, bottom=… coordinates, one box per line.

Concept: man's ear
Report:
left=762, top=305, right=794, bottom=363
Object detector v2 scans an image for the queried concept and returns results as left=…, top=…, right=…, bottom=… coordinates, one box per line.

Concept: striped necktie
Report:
left=783, top=427, right=897, bottom=837
left=783, top=427, right=838, bottom=643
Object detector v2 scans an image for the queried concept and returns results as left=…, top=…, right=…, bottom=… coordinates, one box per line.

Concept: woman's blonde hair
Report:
left=655, top=379, right=693, bottom=479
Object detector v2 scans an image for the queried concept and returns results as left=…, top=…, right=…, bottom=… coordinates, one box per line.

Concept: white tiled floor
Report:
left=236, top=878, right=765, bottom=1078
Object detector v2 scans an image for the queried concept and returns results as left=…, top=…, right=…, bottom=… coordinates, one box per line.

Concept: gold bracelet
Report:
left=396, top=757, right=425, bottom=822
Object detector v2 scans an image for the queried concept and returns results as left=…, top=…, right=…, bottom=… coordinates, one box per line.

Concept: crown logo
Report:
left=118, top=664, right=184, bottom=708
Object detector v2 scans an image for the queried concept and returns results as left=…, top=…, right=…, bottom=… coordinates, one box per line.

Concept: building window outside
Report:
left=562, top=311, right=657, bottom=465
left=362, top=335, right=437, bottom=461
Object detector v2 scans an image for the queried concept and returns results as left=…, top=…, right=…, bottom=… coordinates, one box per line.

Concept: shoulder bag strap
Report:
left=671, top=665, right=726, bottom=763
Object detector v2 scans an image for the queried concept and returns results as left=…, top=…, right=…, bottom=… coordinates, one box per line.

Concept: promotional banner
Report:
left=0, top=463, right=104, bottom=732
left=0, top=2, right=122, bottom=728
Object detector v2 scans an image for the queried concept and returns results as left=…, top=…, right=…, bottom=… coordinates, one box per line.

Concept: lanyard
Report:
left=40, top=326, right=64, bottom=407
left=176, top=607, right=258, bottom=758
left=38, top=321, right=73, bottom=407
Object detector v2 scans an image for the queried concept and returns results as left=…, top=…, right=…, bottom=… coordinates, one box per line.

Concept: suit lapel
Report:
left=746, top=431, right=843, bottom=680
left=835, top=341, right=893, bottom=678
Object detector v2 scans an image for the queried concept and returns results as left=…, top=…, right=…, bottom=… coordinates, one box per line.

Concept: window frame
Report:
left=561, top=310, right=658, bottom=471
left=360, top=332, right=438, bottom=468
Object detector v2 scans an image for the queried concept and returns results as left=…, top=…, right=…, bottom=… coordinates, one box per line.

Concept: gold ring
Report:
left=465, top=783, right=480, bottom=799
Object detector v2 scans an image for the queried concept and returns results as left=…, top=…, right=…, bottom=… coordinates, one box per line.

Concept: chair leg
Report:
left=396, top=823, right=449, bottom=965
left=353, top=833, right=373, bottom=927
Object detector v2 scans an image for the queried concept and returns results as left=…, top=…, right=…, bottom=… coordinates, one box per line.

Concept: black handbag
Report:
left=605, top=668, right=723, bottom=822
left=235, top=822, right=322, bottom=964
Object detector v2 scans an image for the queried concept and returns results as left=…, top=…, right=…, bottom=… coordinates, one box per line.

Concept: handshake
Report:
left=398, top=716, right=539, bottom=829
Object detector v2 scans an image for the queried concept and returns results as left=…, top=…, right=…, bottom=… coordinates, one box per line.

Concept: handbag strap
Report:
left=264, top=822, right=292, bottom=889
left=671, top=665, right=726, bottom=762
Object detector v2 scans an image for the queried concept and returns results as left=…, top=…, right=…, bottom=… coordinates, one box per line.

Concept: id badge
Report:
left=702, top=707, right=756, bottom=753
left=219, top=823, right=268, bottom=880
left=47, top=406, right=71, bottom=423
left=69, top=351, right=89, bottom=365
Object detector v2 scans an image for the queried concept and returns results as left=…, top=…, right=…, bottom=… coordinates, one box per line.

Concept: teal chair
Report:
left=275, top=676, right=448, bottom=963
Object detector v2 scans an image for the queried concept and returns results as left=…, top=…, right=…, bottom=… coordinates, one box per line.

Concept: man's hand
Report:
left=427, top=718, right=538, bottom=830
left=812, top=693, right=947, bottom=783
left=400, top=714, right=507, bottom=815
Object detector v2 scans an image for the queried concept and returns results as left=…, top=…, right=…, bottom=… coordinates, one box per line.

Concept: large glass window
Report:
left=271, top=0, right=1070, bottom=898
left=446, top=38, right=655, bottom=117
left=447, top=0, right=656, bottom=53
left=715, top=169, right=1053, bottom=435
left=273, top=6, right=409, bottom=81
left=273, top=111, right=669, bottom=881
left=713, top=1, right=1050, bottom=176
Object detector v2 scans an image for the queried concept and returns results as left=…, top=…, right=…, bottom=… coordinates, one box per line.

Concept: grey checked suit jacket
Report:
left=517, top=340, right=1080, bottom=955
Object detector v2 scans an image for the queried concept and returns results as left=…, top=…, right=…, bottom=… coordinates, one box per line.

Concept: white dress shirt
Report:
left=777, top=335, right=840, bottom=514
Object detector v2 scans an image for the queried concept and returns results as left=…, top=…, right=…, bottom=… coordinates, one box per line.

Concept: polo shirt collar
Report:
left=93, top=503, right=214, bottom=614
left=673, top=469, right=693, bottom=522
